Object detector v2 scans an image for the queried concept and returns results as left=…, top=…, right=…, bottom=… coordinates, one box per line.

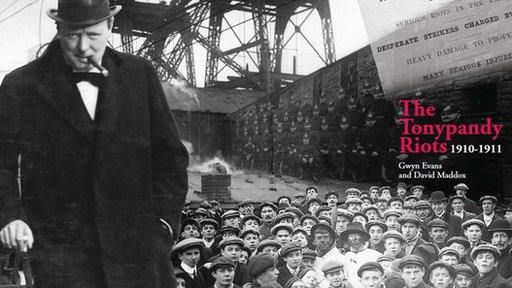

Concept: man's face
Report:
left=370, top=190, right=379, bottom=199
left=348, top=203, right=362, bottom=213
left=366, top=209, right=379, bottom=221
left=308, top=203, right=321, bottom=215
left=201, top=224, right=216, bottom=239
left=449, top=242, right=467, bottom=258
left=261, top=206, right=277, bottom=222
left=239, top=251, right=249, bottom=265
left=432, top=201, right=447, bottom=215
left=491, top=231, right=511, bottom=250
left=454, top=274, right=473, bottom=288
left=335, top=216, right=349, bottom=234
left=313, top=230, right=333, bottom=252
left=401, top=265, right=425, bottom=288
left=284, top=250, right=303, bottom=269
left=397, top=187, right=407, bottom=198
left=390, top=201, right=403, bottom=210
left=505, top=211, right=512, bottom=224
left=401, top=222, right=419, bottom=241
left=275, top=230, right=291, bottom=246
left=292, top=232, right=308, bottom=248
left=302, top=219, right=316, bottom=234
left=416, top=208, right=430, bottom=219
left=261, top=246, right=279, bottom=259
left=212, top=267, right=235, bottom=286
left=306, top=189, right=318, bottom=199
left=327, top=195, right=338, bottom=206
left=440, top=254, right=459, bottom=266
left=455, top=189, right=466, bottom=197
left=347, top=233, right=365, bottom=250
left=224, top=216, right=240, bottom=227
left=221, top=244, right=242, bottom=262
left=278, top=198, right=290, bottom=205
left=413, top=189, right=423, bottom=198
left=464, top=225, right=482, bottom=243
left=429, top=267, right=454, bottom=288
left=58, top=19, right=112, bottom=72
left=179, top=248, right=201, bottom=267
left=473, top=252, right=497, bottom=275
left=384, top=238, right=404, bottom=257
left=325, top=269, right=345, bottom=287
left=368, top=226, right=384, bottom=246
left=244, top=219, right=260, bottom=230
left=451, top=199, right=464, bottom=213
left=385, top=215, right=400, bottom=231
left=381, top=190, right=391, bottom=199
left=243, top=233, right=260, bottom=250
left=360, top=270, right=384, bottom=288
left=182, top=224, right=200, bottom=239
left=429, top=227, right=448, bottom=245
left=482, top=200, right=495, bottom=215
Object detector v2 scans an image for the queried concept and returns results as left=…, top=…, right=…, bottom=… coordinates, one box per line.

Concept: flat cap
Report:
left=247, top=253, right=276, bottom=277
left=322, top=260, right=344, bottom=275
left=365, top=220, right=388, bottom=232
left=300, top=214, right=319, bottom=224
left=462, top=219, right=485, bottom=230
left=454, top=183, right=469, bottom=191
left=210, top=256, right=235, bottom=271
left=357, top=261, right=384, bottom=277
left=345, top=198, right=363, bottom=205
left=315, top=206, right=333, bottom=217
left=172, top=238, right=204, bottom=254
left=292, top=227, right=308, bottom=236
left=281, top=243, right=302, bottom=257
left=271, top=223, right=293, bottom=235
left=427, top=219, right=449, bottom=230
left=388, top=197, right=404, bottom=205
left=453, top=264, right=474, bottom=275
left=259, top=202, right=278, bottom=212
left=396, top=182, right=407, bottom=189
left=304, top=198, right=323, bottom=208
left=325, top=191, right=339, bottom=199
left=397, top=214, right=422, bottom=226
left=239, top=228, right=260, bottom=238
left=410, top=185, right=425, bottom=191
left=194, top=207, right=209, bottom=216
left=285, top=207, right=304, bottom=218
left=404, top=195, right=420, bottom=202
left=383, top=209, right=403, bottom=219
left=377, top=254, right=395, bottom=262
left=377, top=197, right=389, bottom=203
left=219, top=236, right=244, bottom=249
left=362, top=205, right=380, bottom=214
left=200, top=218, right=219, bottom=230
left=275, top=212, right=295, bottom=223
left=352, top=212, right=369, bottom=222
left=302, top=249, right=318, bottom=260
left=336, top=209, right=354, bottom=221
left=428, top=261, right=455, bottom=279
left=219, top=225, right=240, bottom=236
left=345, top=188, right=361, bottom=196
left=241, top=215, right=262, bottom=226
left=471, top=244, right=500, bottom=260
left=239, top=199, right=254, bottom=207
left=438, top=247, right=460, bottom=259
left=446, top=236, right=470, bottom=249
left=257, top=239, right=281, bottom=252
left=382, top=230, right=406, bottom=243
left=222, top=210, right=240, bottom=219
left=415, top=200, right=431, bottom=209
left=398, top=254, right=426, bottom=270
left=479, top=195, right=498, bottom=204
left=181, top=218, right=201, bottom=230
left=379, top=186, right=391, bottom=193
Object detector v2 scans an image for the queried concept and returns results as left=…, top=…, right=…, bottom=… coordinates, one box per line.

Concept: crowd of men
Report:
left=172, top=182, right=512, bottom=288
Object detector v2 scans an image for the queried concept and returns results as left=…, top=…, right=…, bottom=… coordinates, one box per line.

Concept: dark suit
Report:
left=276, top=265, right=297, bottom=287
left=475, top=213, right=503, bottom=242
left=0, top=40, right=189, bottom=287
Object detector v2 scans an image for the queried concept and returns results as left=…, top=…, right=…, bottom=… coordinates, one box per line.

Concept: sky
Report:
left=0, top=0, right=370, bottom=85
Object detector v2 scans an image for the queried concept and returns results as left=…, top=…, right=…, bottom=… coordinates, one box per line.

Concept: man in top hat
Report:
left=0, top=0, right=190, bottom=287
left=425, top=191, right=464, bottom=239
left=488, top=219, right=512, bottom=278
left=342, top=223, right=382, bottom=288
left=475, top=195, right=503, bottom=242
left=450, top=195, right=476, bottom=222
left=453, top=183, right=479, bottom=214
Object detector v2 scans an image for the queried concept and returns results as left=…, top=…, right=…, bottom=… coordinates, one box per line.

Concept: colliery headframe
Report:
left=111, top=0, right=336, bottom=92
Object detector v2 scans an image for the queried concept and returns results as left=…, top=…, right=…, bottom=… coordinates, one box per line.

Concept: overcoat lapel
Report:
left=37, top=63, right=96, bottom=143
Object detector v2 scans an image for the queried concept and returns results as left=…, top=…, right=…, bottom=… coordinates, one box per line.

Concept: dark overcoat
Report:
left=0, top=40, right=189, bottom=287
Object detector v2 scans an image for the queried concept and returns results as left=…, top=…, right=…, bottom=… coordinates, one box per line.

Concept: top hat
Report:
left=47, top=0, right=122, bottom=26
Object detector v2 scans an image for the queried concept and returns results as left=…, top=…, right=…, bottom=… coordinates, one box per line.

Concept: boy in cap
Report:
left=172, top=238, right=208, bottom=288
left=277, top=243, right=304, bottom=287
left=201, top=219, right=219, bottom=249
left=302, top=249, right=318, bottom=268
left=453, top=264, right=473, bottom=288
left=181, top=218, right=201, bottom=239
left=240, top=228, right=260, bottom=256
left=311, top=223, right=348, bottom=285
left=247, top=253, right=280, bottom=288
left=471, top=244, right=510, bottom=288
left=438, top=247, right=460, bottom=266
left=210, top=256, right=240, bottom=288
left=446, top=237, right=471, bottom=266
left=358, top=262, right=385, bottom=288
left=426, top=191, right=464, bottom=239
left=241, top=215, right=261, bottom=231
left=450, top=195, right=476, bottom=222
left=222, top=210, right=241, bottom=228
left=462, top=219, right=487, bottom=249
left=383, top=209, right=402, bottom=231
left=396, top=182, right=408, bottom=199
left=399, top=255, right=432, bottom=288
left=219, top=237, right=251, bottom=287
left=322, top=260, right=351, bottom=288
left=453, top=183, right=479, bottom=214
left=325, top=191, right=340, bottom=208
left=427, top=261, right=455, bottom=288
left=306, top=186, right=319, bottom=200
left=411, top=185, right=426, bottom=200
left=271, top=224, right=293, bottom=247
left=383, top=230, right=407, bottom=259
left=366, top=220, right=387, bottom=253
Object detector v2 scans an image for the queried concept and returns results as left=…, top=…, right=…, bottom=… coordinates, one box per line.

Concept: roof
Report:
left=162, top=82, right=266, bottom=114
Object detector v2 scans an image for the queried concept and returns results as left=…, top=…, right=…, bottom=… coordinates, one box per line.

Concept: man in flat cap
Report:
left=471, top=245, right=511, bottom=288
left=427, top=219, right=449, bottom=249
left=218, top=237, right=251, bottom=287
left=462, top=219, right=487, bottom=249
left=427, top=261, right=455, bottom=288
left=322, top=260, right=350, bottom=288
left=450, top=195, right=476, bottom=222
left=172, top=238, right=208, bottom=288
left=475, top=195, right=503, bottom=242
left=399, top=255, right=432, bottom=288
left=488, top=219, right=512, bottom=278
left=453, top=183, right=479, bottom=214
left=258, top=203, right=278, bottom=239
left=357, top=262, right=385, bottom=288
left=209, top=256, right=239, bottom=288
left=0, top=0, right=189, bottom=287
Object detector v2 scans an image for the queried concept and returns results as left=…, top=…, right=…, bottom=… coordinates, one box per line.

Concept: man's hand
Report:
left=0, top=220, right=34, bottom=252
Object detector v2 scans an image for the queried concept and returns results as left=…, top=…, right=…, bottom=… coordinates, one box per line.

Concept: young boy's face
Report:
left=454, top=273, right=472, bottom=288
left=212, top=267, right=235, bottom=286
left=221, top=244, right=242, bottom=262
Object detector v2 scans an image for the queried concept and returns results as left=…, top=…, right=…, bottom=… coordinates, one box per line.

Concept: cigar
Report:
left=88, top=57, right=109, bottom=77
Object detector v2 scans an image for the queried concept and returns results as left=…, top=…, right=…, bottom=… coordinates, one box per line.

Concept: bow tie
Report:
left=72, top=72, right=104, bottom=87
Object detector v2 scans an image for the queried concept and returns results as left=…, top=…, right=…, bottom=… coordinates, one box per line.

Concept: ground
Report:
left=186, top=168, right=372, bottom=204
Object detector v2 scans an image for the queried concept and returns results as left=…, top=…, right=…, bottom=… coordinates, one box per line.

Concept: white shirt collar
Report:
left=180, top=262, right=196, bottom=275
